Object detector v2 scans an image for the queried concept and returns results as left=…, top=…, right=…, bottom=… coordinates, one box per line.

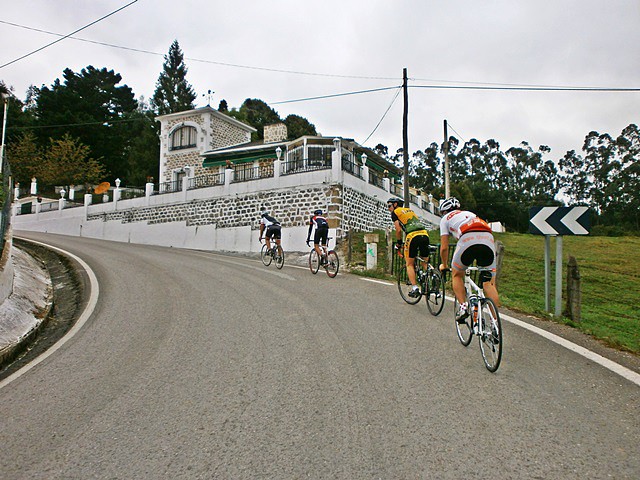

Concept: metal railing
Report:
left=342, top=157, right=363, bottom=180
left=369, top=169, right=385, bottom=189
left=188, top=173, right=225, bottom=190
left=280, top=158, right=331, bottom=176
left=232, top=164, right=274, bottom=183
left=158, top=180, right=182, bottom=194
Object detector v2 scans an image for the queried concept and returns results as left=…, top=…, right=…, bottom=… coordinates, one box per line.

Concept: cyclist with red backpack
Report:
left=438, top=197, right=500, bottom=322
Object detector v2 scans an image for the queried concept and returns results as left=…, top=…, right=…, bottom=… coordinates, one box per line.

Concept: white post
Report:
left=383, top=177, right=391, bottom=193
left=69, top=185, right=75, bottom=201
left=224, top=166, right=234, bottom=194
left=274, top=146, right=282, bottom=181
left=555, top=235, right=563, bottom=317
left=361, top=153, right=369, bottom=185
left=13, top=183, right=19, bottom=200
left=84, top=193, right=92, bottom=220
left=145, top=182, right=154, bottom=205
left=30, top=177, right=37, bottom=195
left=364, top=233, right=379, bottom=270
left=113, top=178, right=121, bottom=210
left=182, top=167, right=191, bottom=201
left=59, top=188, right=66, bottom=212
left=331, top=138, right=342, bottom=183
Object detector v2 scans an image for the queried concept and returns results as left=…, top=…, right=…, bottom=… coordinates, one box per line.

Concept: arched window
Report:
left=170, top=126, right=197, bottom=150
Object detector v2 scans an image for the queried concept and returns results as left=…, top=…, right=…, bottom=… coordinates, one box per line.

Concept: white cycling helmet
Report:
left=439, top=197, right=460, bottom=214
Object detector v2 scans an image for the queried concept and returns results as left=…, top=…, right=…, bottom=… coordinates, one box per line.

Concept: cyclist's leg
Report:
left=265, top=227, right=273, bottom=250
left=473, top=233, right=500, bottom=306
left=450, top=243, right=468, bottom=304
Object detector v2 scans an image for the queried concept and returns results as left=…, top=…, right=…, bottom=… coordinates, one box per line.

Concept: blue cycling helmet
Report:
left=313, top=209, right=323, bottom=215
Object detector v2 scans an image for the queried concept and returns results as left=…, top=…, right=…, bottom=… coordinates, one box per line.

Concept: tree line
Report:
left=373, top=122, right=639, bottom=234
left=1, top=41, right=637, bottom=234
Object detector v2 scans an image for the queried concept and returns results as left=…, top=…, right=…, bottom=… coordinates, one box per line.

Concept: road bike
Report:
left=260, top=240, right=285, bottom=269
left=396, top=245, right=446, bottom=315
left=308, top=237, right=339, bottom=278
left=452, top=266, right=503, bottom=372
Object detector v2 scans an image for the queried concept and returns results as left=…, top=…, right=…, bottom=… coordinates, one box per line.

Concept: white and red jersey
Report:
left=440, top=210, right=480, bottom=240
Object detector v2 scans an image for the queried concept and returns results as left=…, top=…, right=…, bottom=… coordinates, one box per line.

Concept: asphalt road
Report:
left=1, top=232, right=638, bottom=479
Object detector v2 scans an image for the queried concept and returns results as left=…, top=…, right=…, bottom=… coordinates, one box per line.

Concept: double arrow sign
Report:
left=529, top=206, right=590, bottom=236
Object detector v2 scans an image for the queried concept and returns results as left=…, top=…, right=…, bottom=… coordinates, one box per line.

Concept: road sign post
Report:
left=529, top=206, right=590, bottom=316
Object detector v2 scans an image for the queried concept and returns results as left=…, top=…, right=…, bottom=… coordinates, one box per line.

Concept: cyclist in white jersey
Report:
left=258, top=209, right=282, bottom=252
left=438, top=197, right=500, bottom=322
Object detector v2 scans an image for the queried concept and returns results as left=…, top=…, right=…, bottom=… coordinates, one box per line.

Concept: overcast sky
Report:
left=1, top=0, right=638, bottom=160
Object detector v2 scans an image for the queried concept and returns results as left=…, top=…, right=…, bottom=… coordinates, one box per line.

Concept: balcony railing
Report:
left=369, top=169, right=385, bottom=189
left=281, top=158, right=331, bottom=176
left=188, top=173, right=225, bottom=190
left=158, top=180, right=182, bottom=194
left=232, top=164, right=274, bottom=183
left=342, top=157, right=363, bottom=180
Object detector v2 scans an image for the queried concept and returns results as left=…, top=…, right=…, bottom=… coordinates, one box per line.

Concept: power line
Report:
left=7, top=117, right=145, bottom=131
left=0, top=1, right=139, bottom=70
left=270, top=86, right=400, bottom=105
left=411, top=84, right=640, bottom=92
left=361, top=87, right=401, bottom=146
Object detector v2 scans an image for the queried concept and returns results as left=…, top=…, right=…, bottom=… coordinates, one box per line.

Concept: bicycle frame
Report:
left=455, top=266, right=503, bottom=372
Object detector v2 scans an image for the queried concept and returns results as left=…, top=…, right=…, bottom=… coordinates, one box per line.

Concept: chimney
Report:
left=263, top=123, right=288, bottom=144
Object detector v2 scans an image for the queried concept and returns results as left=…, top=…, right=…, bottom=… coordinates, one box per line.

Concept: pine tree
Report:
left=152, top=40, right=197, bottom=115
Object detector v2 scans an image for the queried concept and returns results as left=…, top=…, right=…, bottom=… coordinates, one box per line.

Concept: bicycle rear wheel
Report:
left=325, top=250, right=339, bottom=278
left=425, top=268, right=446, bottom=316
left=397, top=265, right=421, bottom=305
left=479, top=298, right=502, bottom=372
left=454, top=297, right=473, bottom=346
left=274, top=245, right=285, bottom=269
left=261, top=244, right=272, bottom=266
left=308, top=250, right=320, bottom=274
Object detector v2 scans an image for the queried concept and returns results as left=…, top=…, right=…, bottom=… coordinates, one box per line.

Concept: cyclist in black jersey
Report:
left=258, top=208, right=282, bottom=252
left=306, top=209, right=330, bottom=265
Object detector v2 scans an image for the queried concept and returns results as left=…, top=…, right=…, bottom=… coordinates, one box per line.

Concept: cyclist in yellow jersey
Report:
left=387, top=197, right=431, bottom=298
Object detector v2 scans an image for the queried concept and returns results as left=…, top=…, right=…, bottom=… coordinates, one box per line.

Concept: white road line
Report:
left=386, top=281, right=640, bottom=387
left=0, top=239, right=100, bottom=390
left=360, top=278, right=394, bottom=285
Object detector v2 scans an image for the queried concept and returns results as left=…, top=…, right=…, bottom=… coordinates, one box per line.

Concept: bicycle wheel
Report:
left=261, top=244, right=272, bottom=266
left=325, top=250, right=339, bottom=278
left=479, top=298, right=503, bottom=372
left=425, top=268, right=446, bottom=316
left=308, top=250, right=320, bottom=274
left=274, top=245, right=285, bottom=269
left=397, top=265, right=421, bottom=305
left=454, top=297, right=473, bottom=346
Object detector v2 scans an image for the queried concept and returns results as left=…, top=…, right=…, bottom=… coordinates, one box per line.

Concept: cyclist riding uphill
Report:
left=387, top=197, right=431, bottom=298
left=307, top=209, right=330, bottom=265
left=438, top=197, right=500, bottom=321
left=258, top=208, right=282, bottom=252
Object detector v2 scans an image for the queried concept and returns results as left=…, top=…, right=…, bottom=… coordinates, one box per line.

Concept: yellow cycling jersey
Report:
left=392, top=207, right=428, bottom=235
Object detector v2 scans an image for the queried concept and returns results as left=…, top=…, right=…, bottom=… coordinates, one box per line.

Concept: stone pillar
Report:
left=383, top=177, right=391, bottom=193
left=224, top=167, right=234, bottom=195
left=361, top=153, right=369, bottom=185
left=30, top=177, right=37, bottom=195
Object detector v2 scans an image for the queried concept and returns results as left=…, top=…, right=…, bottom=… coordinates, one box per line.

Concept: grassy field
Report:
left=344, top=230, right=640, bottom=354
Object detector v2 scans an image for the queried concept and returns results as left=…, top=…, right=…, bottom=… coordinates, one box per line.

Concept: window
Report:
left=170, top=126, right=197, bottom=150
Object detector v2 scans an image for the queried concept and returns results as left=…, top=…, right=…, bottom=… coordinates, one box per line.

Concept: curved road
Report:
left=1, top=232, right=638, bottom=479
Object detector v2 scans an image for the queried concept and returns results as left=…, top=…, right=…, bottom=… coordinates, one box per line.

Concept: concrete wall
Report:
left=0, top=229, right=14, bottom=304
left=12, top=173, right=441, bottom=255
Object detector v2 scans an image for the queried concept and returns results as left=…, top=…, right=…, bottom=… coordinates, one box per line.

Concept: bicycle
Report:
left=451, top=266, right=503, bottom=372
left=308, top=237, right=339, bottom=278
left=260, top=240, right=285, bottom=269
left=396, top=245, right=446, bottom=315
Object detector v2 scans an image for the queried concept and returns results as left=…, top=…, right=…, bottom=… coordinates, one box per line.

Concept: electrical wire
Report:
left=270, top=86, right=400, bottom=105
left=0, top=1, right=139, bottom=70
left=361, top=87, right=401, bottom=146
left=411, top=84, right=640, bottom=92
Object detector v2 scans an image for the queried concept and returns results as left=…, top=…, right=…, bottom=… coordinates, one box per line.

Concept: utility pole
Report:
left=402, top=68, right=409, bottom=206
left=0, top=93, right=8, bottom=175
left=443, top=119, right=450, bottom=198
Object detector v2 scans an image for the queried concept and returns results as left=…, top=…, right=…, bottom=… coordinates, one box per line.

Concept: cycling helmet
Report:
left=313, top=209, right=323, bottom=216
left=439, top=197, right=460, bottom=214
left=260, top=208, right=269, bottom=217
left=387, top=197, right=404, bottom=207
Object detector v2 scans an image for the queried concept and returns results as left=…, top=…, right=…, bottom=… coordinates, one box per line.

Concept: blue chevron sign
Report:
left=529, top=206, right=590, bottom=235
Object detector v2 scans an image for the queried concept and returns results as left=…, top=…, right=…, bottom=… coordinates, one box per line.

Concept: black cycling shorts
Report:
left=265, top=225, right=281, bottom=240
left=314, top=227, right=329, bottom=245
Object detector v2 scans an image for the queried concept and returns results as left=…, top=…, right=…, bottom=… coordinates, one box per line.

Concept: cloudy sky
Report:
left=1, top=0, right=638, bottom=160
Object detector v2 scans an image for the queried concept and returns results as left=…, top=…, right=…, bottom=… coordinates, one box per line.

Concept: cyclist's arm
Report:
left=259, top=223, right=265, bottom=239
left=439, top=235, right=450, bottom=270
left=306, top=218, right=314, bottom=241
